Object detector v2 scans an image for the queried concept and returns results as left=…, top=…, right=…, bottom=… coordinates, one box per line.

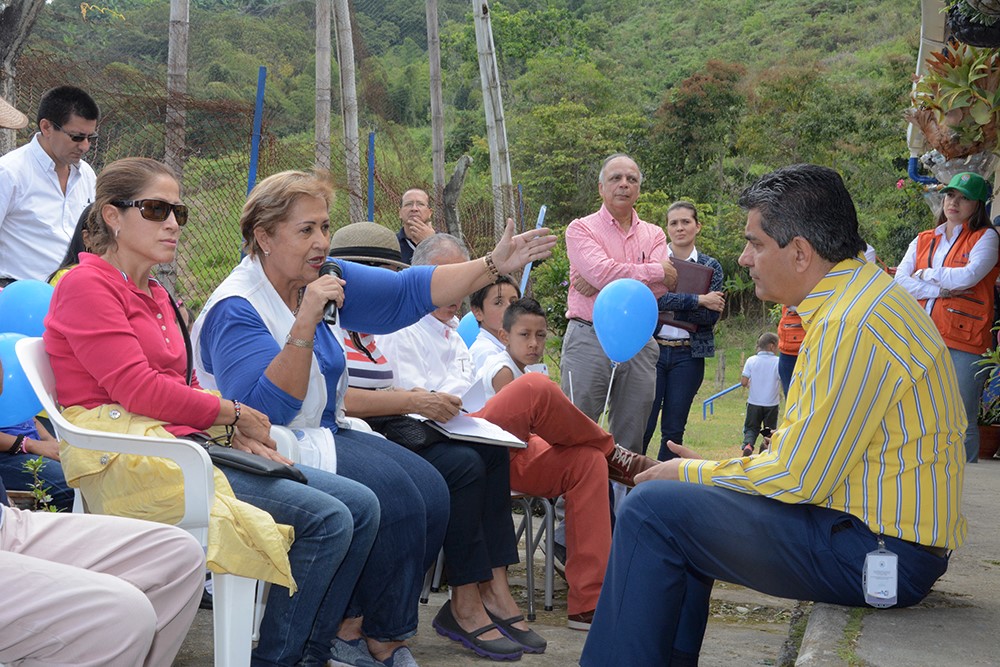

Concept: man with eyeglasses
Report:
left=0, top=86, right=100, bottom=284
left=397, top=187, right=436, bottom=264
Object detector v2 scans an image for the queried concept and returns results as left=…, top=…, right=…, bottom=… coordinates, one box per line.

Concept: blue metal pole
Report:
left=702, top=383, right=742, bottom=420
left=367, top=131, right=376, bottom=221
left=246, top=66, right=267, bottom=197
left=517, top=184, right=524, bottom=233
left=519, top=205, right=546, bottom=295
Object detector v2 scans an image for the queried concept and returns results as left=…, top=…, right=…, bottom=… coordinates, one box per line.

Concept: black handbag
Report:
left=170, top=297, right=307, bottom=484
left=364, top=414, right=448, bottom=452
left=201, top=441, right=308, bottom=484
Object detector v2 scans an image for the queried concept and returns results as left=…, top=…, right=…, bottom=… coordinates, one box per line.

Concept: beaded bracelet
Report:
left=484, top=251, right=500, bottom=279
left=231, top=399, right=242, bottom=426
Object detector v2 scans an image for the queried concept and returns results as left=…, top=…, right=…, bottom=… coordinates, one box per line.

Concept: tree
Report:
left=644, top=60, right=747, bottom=200
left=0, top=0, right=45, bottom=153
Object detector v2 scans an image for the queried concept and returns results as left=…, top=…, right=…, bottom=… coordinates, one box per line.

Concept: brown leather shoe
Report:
left=567, top=609, right=595, bottom=631
left=606, top=445, right=657, bottom=487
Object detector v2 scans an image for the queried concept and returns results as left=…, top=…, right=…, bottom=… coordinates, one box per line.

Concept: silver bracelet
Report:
left=285, top=334, right=314, bottom=349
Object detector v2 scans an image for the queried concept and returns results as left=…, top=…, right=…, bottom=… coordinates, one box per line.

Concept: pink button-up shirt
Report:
left=565, top=204, right=669, bottom=321
left=43, top=253, right=221, bottom=435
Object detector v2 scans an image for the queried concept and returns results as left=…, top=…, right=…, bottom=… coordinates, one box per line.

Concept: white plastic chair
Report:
left=15, top=337, right=257, bottom=667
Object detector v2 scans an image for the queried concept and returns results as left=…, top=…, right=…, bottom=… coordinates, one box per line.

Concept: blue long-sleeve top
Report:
left=656, top=253, right=724, bottom=359
left=198, top=260, right=436, bottom=430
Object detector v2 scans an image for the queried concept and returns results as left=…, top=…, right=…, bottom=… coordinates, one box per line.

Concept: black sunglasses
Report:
left=111, top=199, right=189, bottom=226
left=50, top=121, right=99, bottom=144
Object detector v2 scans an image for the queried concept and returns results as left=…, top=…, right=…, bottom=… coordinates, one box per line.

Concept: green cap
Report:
left=942, top=172, right=991, bottom=202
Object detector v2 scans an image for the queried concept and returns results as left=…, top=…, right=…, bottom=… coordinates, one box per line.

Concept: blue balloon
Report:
left=0, top=333, right=43, bottom=426
left=457, top=311, right=480, bottom=348
left=0, top=280, right=55, bottom=337
left=592, top=279, right=658, bottom=363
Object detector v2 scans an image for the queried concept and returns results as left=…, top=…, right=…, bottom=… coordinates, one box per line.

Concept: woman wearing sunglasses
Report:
left=43, top=158, right=381, bottom=667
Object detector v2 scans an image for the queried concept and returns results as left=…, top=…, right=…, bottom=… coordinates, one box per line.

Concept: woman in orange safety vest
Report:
left=894, top=172, right=1000, bottom=462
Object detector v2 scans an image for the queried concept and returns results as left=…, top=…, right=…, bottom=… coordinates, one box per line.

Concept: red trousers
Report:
left=474, top=373, right=613, bottom=614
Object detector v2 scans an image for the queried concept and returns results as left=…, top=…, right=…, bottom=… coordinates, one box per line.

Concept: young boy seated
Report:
left=479, top=297, right=549, bottom=398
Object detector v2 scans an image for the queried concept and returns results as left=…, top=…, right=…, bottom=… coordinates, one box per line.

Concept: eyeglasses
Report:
left=50, top=122, right=99, bottom=144
left=111, top=199, right=189, bottom=226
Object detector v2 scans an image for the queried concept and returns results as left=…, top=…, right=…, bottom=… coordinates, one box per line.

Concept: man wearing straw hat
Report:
left=0, top=86, right=99, bottom=284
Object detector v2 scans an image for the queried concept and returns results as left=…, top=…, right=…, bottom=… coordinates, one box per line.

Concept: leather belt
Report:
left=831, top=523, right=947, bottom=558
left=569, top=317, right=592, bottom=327
left=656, top=339, right=690, bottom=347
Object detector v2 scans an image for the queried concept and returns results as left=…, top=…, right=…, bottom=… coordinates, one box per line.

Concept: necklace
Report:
left=291, top=287, right=304, bottom=315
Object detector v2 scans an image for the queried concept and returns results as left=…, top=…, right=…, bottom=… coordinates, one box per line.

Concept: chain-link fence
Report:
left=5, top=1, right=544, bottom=311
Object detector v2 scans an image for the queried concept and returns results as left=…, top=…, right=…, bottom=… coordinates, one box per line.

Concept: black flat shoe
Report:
left=432, top=600, right=523, bottom=661
left=487, top=610, right=547, bottom=654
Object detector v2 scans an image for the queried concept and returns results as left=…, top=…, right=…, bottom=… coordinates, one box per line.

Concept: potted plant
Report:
left=974, top=342, right=1000, bottom=458
left=907, top=41, right=1000, bottom=159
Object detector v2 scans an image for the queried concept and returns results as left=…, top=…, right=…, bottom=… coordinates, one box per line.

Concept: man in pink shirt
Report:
left=561, top=153, right=678, bottom=455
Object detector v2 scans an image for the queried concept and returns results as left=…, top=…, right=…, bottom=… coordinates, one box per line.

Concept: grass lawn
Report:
left=548, top=314, right=782, bottom=462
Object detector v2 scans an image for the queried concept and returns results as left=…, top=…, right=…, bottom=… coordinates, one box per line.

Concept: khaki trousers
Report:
left=0, top=506, right=204, bottom=667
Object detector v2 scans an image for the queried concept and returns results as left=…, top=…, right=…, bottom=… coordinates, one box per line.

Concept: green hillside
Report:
left=19, top=0, right=932, bottom=314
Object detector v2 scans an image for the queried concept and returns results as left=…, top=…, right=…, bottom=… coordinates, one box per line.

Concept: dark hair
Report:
left=47, top=203, right=93, bottom=282
left=935, top=197, right=991, bottom=231
left=89, top=158, right=177, bottom=254
left=36, top=86, right=100, bottom=127
left=737, top=164, right=865, bottom=263
left=667, top=200, right=698, bottom=222
left=470, top=275, right=520, bottom=311
left=502, top=297, right=546, bottom=331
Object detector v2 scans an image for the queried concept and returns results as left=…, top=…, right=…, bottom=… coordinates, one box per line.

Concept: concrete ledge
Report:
left=796, top=603, right=851, bottom=666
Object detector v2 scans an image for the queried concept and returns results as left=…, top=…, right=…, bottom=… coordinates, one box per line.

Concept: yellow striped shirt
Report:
left=679, top=258, right=967, bottom=549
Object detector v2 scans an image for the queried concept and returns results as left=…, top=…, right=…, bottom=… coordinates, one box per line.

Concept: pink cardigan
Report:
left=43, top=253, right=220, bottom=436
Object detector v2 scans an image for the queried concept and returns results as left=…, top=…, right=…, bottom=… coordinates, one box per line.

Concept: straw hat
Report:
left=0, top=96, right=28, bottom=130
left=329, top=221, right=409, bottom=269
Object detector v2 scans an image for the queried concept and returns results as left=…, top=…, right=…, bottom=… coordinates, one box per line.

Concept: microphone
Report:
left=319, top=260, right=343, bottom=325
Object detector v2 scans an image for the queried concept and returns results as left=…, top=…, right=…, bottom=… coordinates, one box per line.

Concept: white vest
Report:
left=191, top=255, right=342, bottom=471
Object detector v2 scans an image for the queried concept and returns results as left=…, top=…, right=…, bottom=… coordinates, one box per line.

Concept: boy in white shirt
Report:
left=741, top=332, right=781, bottom=456
left=480, top=297, right=548, bottom=398
left=468, top=275, right=521, bottom=371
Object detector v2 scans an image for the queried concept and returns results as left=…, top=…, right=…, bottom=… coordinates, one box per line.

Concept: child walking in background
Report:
left=741, top=332, right=781, bottom=456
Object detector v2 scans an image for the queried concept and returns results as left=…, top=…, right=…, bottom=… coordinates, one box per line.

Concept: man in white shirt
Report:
left=0, top=86, right=100, bottom=283
left=379, top=234, right=475, bottom=395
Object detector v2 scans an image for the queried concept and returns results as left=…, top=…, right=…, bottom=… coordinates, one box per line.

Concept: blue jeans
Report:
left=642, top=345, right=705, bottom=459
left=221, top=464, right=379, bottom=667
left=0, top=455, right=74, bottom=511
left=333, top=428, right=450, bottom=640
left=949, top=347, right=986, bottom=463
left=581, top=482, right=949, bottom=666
left=778, top=353, right=797, bottom=396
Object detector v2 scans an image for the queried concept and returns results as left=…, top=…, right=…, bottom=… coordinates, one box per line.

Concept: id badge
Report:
left=862, top=536, right=898, bottom=608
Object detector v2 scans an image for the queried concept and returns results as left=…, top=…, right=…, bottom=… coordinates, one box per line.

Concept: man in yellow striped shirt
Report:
left=581, top=164, right=966, bottom=667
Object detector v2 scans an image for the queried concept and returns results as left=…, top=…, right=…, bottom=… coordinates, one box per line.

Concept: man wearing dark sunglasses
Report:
left=0, top=86, right=100, bottom=284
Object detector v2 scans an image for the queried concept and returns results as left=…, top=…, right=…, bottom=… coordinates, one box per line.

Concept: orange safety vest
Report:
left=914, top=225, right=1000, bottom=354
left=777, top=306, right=804, bottom=356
